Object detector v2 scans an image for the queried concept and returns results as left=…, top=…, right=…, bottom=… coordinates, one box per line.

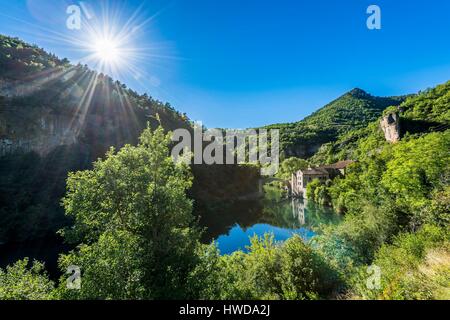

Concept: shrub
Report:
left=203, top=235, right=340, bottom=300
left=351, top=225, right=450, bottom=300
left=0, top=258, right=55, bottom=300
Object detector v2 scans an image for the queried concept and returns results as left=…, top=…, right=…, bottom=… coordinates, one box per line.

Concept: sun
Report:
left=94, top=38, right=120, bottom=63
left=85, top=34, right=130, bottom=74
left=39, top=1, right=170, bottom=85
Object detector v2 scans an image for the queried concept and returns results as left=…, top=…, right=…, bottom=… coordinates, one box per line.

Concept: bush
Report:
left=0, top=258, right=55, bottom=300
left=351, top=225, right=450, bottom=300
left=201, top=234, right=340, bottom=300
left=420, top=186, right=450, bottom=228
left=58, top=125, right=201, bottom=299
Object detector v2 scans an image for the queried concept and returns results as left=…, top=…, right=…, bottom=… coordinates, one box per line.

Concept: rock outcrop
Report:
left=283, top=142, right=323, bottom=159
left=380, top=112, right=401, bottom=143
left=0, top=109, right=79, bottom=156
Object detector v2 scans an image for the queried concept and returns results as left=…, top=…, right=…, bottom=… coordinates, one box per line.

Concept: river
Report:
left=0, top=186, right=341, bottom=278
left=199, top=186, right=342, bottom=254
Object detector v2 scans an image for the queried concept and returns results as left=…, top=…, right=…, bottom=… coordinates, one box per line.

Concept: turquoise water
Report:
left=202, top=186, right=342, bottom=255
left=0, top=187, right=341, bottom=277
left=215, top=223, right=315, bottom=254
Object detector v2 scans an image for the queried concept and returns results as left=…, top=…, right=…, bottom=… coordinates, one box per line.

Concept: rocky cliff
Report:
left=0, top=104, right=79, bottom=156
left=380, top=112, right=401, bottom=143
left=0, top=65, right=189, bottom=159
left=0, top=35, right=193, bottom=243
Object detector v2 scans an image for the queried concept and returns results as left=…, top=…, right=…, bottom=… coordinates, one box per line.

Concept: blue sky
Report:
left=0, top=0, right=449, bottom=128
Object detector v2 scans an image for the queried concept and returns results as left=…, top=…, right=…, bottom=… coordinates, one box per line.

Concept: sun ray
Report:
left=0, top=0, right=186, bottom=135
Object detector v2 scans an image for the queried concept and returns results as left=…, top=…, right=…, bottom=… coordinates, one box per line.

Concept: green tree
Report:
left=0, top=259, right=55, bottom=300
left=306, top=178, right=331, bottom=205
left=58, top=125, right=201, bottom=299
left=278, top=157, right=309, bottom=180
left=421, top=186, right=450, bottom=227
left=381, top=131, right=450, bottom=217
left=201, top=235, right=339, bottom=300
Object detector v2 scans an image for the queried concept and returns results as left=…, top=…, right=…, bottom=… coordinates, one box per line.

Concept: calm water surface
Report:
left=200, top=186, right=342, bottom=254
left=0, top=187, right=342, bottom=277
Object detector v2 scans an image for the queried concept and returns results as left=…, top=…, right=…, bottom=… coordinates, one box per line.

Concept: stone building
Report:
left=291, top=160, right=354, bottom=198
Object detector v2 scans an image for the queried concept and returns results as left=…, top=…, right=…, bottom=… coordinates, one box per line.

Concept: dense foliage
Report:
left=264, top=88, right=405, bottom=158
left=1, top=99, right=449, bottom=300
left=400, top=81, right=450, bottom=123
left=277, top=157, right=309, bottom=180
left=0, top=146, right=89, bottom=242
left=192, top=235, right=339, bottom=300
left=0, top=35, right=449, bottom=301
left=0, top=35, right=68, bottom=79
left=56, top=126, right=202, bottom=299
left=304, top=83, right=450, bottom=298
left=0, top=34, right=190, bottom=243
left=0, top=126, right=340, bottom=301
left=0, top=258, right=54, bottom=300
left=352, top=225, right=449, bottom=300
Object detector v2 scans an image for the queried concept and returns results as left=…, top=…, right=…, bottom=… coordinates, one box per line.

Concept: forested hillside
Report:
left=0, top=35, right=448, bottom=301
left=2, top=81, right=448, bottom=299
left=264, top=88, right=407, bottom=158
left=0, top=35, right=261, bottom=245
left=0, top=35, right=409, bottom=244
left=0, top=35, right=190, bottom=243
left=304, top=81, right=449, bottom=299
left=310, top=81, right=450, bottom=165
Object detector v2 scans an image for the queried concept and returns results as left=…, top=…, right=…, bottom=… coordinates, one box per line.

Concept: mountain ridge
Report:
left=0, top=34, right=439, bottom=245
left=263, top=87, right=408, bottom=158
left=0, top=34, right=191, bottom=158
left=0, top=33, right=409, bottom=161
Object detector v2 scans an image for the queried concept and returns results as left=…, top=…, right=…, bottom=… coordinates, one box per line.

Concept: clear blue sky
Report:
left=0, top=0, right=449, bottom=128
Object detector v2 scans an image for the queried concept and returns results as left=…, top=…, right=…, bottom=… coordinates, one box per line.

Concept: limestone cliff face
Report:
left=0, top=100, right=147, bottom=158
left=380, top=112, right=401, bottom=143
left=0, top=72, right=151, bottom=158
left=0, top=107, right=79, bottom=156
left=0, top=72, right=82, bottom=156
left=0, top=69, right=65, bottom=97
left=283, top=142, right=322, bottom=158
left=0, top=69, right=189, bottom=160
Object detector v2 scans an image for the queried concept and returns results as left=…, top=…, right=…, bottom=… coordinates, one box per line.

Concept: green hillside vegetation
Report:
left=0, top=35, right=189, bottom=128
left=400, top=81, right=450, bottom=123
left=264, top=88, right=406, bottom=158
left=351, top=225, right=450, bottom=300
left=304, top=82, right=449, bottom=299
left=0, top=34, right=448, bottom=300
left=310, top=81, right=450, bottom=165
left=0, top=113, right=448, bottom=300
left=0, top=35, right=69, bottom=79
left=0, top=34, right=192, bottom=243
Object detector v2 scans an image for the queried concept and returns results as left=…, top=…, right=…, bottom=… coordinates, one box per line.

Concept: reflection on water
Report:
left=0, top=187, right=342, bottom=277
left=199, top=186, right=341, bottom=255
